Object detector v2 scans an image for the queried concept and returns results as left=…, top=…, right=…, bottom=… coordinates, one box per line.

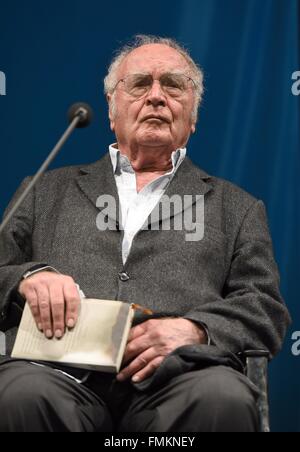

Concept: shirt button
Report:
left=119, top=272, right=130, bottom=282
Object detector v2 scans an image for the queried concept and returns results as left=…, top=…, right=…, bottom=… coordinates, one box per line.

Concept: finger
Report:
left=25, top=287, right=42, bottom=331
left=122, top=335, right=152, bottom=365
left=63, top=280, right=80, bottom=328
left=117, top=348, right=156, bottom=382
left=49, top=284, right=65, bottom=339
left=36, top=284, right=53, bottom=338
left=127, top=322, right=148, bottom=343
left=132, top=356, right=164, bottom=383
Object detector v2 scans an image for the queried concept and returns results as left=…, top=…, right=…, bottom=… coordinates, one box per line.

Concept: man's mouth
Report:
left=142, top=115, right=170, bottom=124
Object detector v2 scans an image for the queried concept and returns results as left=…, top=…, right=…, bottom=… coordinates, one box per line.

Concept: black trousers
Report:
left=0, top=360, right=259, bottom=432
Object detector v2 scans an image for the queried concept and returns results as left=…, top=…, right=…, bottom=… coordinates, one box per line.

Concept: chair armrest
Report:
left=0, top=331, right=6, bottom=355
left=242, top=350, right=270, bottom=433
left=0, top=328, right=17, bottom=360
left=0, top=330, right=8, bottom=364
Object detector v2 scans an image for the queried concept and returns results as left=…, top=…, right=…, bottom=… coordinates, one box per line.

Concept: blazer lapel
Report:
left=145, top=156, right=213, bottom=227
left=76, top=153, right=121, bottom=225
left=76, top=153, right=213, bottom=229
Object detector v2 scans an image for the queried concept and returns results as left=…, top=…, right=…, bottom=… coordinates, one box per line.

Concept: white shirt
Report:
left=109, top=144, right=186, bottom=265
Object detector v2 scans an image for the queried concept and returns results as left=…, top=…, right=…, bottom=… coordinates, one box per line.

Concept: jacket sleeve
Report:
left=0, top=177, right=49, bottom=331
left=184, top=200, right=291, bottom=359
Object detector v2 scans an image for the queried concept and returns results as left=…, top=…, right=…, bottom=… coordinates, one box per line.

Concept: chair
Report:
left=0, top=328, right=17, bottom=363
left=242, top=350, right=270, bottom=433
left=0, top=330, right=270, bottom=432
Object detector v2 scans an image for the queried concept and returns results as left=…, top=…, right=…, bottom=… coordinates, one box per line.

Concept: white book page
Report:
left=12, top=299, right=134, bottom=371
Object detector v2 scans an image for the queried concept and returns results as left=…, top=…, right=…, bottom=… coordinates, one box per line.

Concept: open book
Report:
left=11, top=299, right=135, bottom=373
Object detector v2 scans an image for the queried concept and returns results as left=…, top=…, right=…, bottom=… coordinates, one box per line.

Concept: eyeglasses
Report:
left=114, top=73, right=196, bottom=99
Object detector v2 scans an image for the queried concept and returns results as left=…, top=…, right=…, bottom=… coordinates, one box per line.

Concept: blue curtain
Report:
left=177, top=0, right=300, bottom=432
left=0, top=0, right=299, bottom=431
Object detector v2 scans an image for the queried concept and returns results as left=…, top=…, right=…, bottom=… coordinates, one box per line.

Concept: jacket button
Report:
left=119, top=272, right=130, bottom=282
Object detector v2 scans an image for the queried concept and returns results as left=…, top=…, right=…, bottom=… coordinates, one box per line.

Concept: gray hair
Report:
left=104, top=35, right=204, bottom=122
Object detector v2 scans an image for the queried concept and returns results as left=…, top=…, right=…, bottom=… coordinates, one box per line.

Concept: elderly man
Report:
left=0, top=35, right=290, bottom=432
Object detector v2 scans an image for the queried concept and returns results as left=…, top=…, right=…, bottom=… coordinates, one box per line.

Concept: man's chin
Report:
left=136, top=131, right=173, bottom=148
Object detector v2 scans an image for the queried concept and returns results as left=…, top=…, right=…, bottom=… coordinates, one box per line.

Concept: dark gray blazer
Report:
left=0, top=153, right=291, bottom=358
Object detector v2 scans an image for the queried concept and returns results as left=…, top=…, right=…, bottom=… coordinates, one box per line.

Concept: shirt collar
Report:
left=109, top=143, right=186, bottom=176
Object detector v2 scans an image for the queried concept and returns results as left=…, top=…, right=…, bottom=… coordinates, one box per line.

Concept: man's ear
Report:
left=191, top=123, right=196, bottom=134
left=107, top=94, right=115, bottom=131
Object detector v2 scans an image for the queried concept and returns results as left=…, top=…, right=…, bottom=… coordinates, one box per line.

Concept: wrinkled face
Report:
left=107, top=44, right=196, bottom=152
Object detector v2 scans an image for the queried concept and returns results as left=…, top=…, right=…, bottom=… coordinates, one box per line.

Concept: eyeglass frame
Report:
left=112, top=72, right=198, bottom=99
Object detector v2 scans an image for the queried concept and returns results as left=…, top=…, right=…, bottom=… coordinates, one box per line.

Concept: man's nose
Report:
left=145, top=80, right=166, bottom=107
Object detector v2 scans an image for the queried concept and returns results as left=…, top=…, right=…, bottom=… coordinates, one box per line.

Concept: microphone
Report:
left=0, top=102, right=94, bottom=235
left=68, top=102, right=93, bottom=128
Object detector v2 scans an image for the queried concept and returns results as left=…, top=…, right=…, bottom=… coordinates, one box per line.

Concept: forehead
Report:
left=118, top=44, right=190, bottom=76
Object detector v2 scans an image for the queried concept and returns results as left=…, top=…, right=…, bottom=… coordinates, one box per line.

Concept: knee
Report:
left=197, top=368, right=255, bottom=407
left=0, top=363, right=57, bottom=429
left=1, top=369, right=50, bottom=410
left=190, top=367, right=259, bottom=432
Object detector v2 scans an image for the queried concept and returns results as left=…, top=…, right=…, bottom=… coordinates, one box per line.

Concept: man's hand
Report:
left=18, top=272, right=81, bottom=339
left=117, top=318, right=207, bottom=383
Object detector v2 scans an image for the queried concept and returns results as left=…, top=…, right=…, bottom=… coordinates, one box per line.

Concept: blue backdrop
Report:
left=0, top=0, right=299, bottom=432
